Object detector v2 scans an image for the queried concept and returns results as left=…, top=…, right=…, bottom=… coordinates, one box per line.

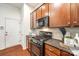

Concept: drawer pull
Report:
left=49, top=48, right=52, bottom=51
left=67, top=22, right=70, bottom=25
left=73, top=21, right=77, bottom=23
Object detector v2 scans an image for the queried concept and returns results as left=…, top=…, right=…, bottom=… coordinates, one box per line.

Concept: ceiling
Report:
left=7, top=3, right=23, bottom=9
left=7, top=3, right=42, bottom=9
left=26, top=3, right=41, bottom=9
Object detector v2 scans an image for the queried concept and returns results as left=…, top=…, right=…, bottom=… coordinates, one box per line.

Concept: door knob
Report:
left=5, top=32, right=8, bottom=33
left=5, top=33, right=8, bottom=36
left=5, top=32, right=8, bottom=36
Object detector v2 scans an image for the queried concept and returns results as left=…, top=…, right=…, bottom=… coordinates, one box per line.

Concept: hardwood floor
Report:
left=0, top=45, right=31, bottom=56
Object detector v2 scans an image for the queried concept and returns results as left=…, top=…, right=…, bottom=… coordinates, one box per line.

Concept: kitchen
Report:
left=0, top=3, right=79, bottom=56
left=27, top=3, right=79, bottom=56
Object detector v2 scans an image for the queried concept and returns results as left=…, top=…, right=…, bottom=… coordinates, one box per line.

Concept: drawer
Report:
left=60, top=50, right=74, bottom=56
left=45, top=49, right=57, bottom=56
left=45, top=44, right=60, bottom=56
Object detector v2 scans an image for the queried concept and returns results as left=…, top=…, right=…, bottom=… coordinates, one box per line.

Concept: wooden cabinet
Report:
left=31, top=3, right=79, bottom=29
left=45, top=50, right=57, bottom=56
left=33, top=11, right=37, bottom=28
left=45, top=44, right=60, bottom=56
left=45, top=44, right=74, bottom=56
left=49, top=3, right=71, bottom=27
left=71, top=4, right=79, bottom=26
left=30, top=12, right=34, bottom=29
left=30, top=11, right=37, bottom=28
left=60, top=50, right=74, bottom=56
left=41, top=3, right=49, bottom=18
left=36, top=7, right=42, bottom=20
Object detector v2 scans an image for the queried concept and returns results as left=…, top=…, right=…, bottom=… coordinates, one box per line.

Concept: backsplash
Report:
left=66, top=27, right=79, bottom=38
left=31, top=27, right=79, bottom=41
left=31, top=28, right=63, bottom=40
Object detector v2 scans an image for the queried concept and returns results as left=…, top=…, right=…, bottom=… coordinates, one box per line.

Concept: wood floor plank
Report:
left=0, top=45, right=31, bottom=56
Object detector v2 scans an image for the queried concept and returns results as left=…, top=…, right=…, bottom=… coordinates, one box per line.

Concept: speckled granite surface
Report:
left=45, top=39, right=74, bottom=54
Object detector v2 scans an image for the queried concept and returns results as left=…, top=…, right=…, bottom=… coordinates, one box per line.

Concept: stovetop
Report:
left=31, top=31, right=52, bottom=45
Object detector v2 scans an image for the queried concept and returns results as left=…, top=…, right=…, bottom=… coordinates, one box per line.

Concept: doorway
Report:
left=0, top=17, right=20, bottom=50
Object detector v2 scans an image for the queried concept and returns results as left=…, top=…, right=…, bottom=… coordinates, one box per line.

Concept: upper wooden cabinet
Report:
left=36, top=7, right=42, bottom=20
left=41, top=3, right=49, bottom=18
left=30, top=11, right=37, bottom=29
left=31, top=3, right=79, bottom=29
left=49, top=3, right=71, bottom=27
left=33, top=11, right=37, bottom=28
left=71, top=4, right=79, bottom=26
left=30, top=12, right=34, bottom=29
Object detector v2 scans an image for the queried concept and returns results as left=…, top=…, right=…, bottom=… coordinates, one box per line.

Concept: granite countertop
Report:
left=45, top=39, right=74, bottom=54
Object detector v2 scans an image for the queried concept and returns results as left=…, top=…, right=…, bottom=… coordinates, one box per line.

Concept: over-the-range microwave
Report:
left=36, top=16, right=49, bottom=28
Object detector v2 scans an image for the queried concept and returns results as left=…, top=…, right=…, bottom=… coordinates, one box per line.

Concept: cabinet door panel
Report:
left=30, top=13, right=34, bottom=28
left=30, top=11, right=37, bottom=29
left=71, top=4, right=79, bottom=26
left=76, top=4, right=79, bottom=26
left=45, top=44, right=60, bottom=56
left=33, top=11, right=37, bottom=28
left=45, top=50, right=57, bottom=56
left=49, top=3, right=70, bottom=27
left=41, top=3, right=49, bottom=17
left=36, top=7, right=42, bottom=20
left=61, top=50, right=74, bottom=56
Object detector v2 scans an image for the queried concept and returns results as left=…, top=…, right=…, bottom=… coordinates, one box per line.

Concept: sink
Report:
left=60, top=42, right=79, bottom=56
left=70, top=47, right=79, bottom=56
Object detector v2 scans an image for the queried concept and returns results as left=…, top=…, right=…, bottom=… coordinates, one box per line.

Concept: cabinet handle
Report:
left=67, top=22, right=70, bottom=25
left=49, top=48, right=52, bottom=51
left=73, top=21, right=77, bottom=23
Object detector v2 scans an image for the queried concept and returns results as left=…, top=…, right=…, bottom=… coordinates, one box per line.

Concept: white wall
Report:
left=0, top=3, right=21, bottom=20
left=21, top=4, right=32, bottom=49
left=0, top=3, right=22, bottom=49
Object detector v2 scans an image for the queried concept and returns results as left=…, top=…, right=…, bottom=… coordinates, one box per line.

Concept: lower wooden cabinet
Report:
left=45, top=50, right=57, bottom=56
left=60, top=50, right=74, bottom=56
left=45, top=44, right=60, bottom=56
left=45, top=44, right=74, bottom=56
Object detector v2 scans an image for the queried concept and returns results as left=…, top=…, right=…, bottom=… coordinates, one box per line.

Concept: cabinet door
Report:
left=60, top=50, right=74, bottom=56
left=30, top=12, right=34, bottom=28
left=71, top=4, right=79, bottom=26
left=33, top=11, right=37, bottom=28
left=36, top=7, right=42, bottom=20
left=45, top=50, right=57, bottom=56
left=49, top=3, right=70, bottom=27
left=45, top=44, right=60, bottom=56
left=41, top=3, right=49, bottom=17
left=30, top=11, right=37, bottom=29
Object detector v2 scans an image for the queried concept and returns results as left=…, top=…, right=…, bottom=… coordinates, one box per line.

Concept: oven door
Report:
left=30, top=40, right=43, bottom=56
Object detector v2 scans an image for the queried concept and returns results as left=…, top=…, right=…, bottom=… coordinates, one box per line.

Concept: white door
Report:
left=0, top=17, right=5, bottom=50
left=5, top=18, right=20, bottom=48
